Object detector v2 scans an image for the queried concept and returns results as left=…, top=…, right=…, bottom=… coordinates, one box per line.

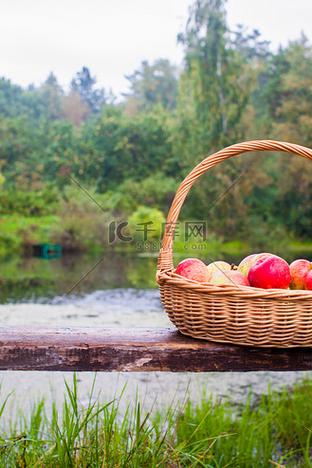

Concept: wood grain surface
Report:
left=0, top=327, right=311, bottom=372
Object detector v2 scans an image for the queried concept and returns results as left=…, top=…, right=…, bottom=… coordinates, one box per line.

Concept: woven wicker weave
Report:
left=156, top=140, right=312, bottom=347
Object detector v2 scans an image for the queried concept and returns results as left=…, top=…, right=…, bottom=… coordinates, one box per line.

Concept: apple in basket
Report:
left=238, top=252, right=270, bottom=276
left=248, top=254, right=291, bottom=289
left=206, top=260, right=231, bottom=275
left=305, top=270, right=312, bottom=290
left=175, top=258, right=210, bottom=282
left=209, top=269, right=250, bottom=286
left=289, top=259, right=312, bottom=289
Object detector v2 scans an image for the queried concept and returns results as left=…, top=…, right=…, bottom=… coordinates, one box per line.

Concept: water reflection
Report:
left=1, top=249, right=311, bottom=303
left=0, top=252, right=158, bottom=303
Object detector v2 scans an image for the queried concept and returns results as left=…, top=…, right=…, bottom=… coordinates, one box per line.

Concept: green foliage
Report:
left=1, top=376, right=312, bottom=466
left=0, top=215, right=60, bottom=256
left=0, top=78, right=45, bottom=120
left=128, top=206, right=165, bottom=240
left=70, top=66, right=108, bottom=114
left=176, top=0, right=255, bottom=154
left=0, top=188, right=59, bottom=216
left=53, top=186, right=112, bottom=253
left=1, top=0, right=312, bottom=251
left=86, top=106, right=175, bottom=189
left=124, top=58, right=178, bottom=110
left=119, top=173, right=177, bottom=213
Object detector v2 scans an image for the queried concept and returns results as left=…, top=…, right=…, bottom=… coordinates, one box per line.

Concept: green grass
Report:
left=1, top=376, right=312, bottom=466
left=0, top=215, right=61, bottom=257
left=289, top=241, right=312, bottom=255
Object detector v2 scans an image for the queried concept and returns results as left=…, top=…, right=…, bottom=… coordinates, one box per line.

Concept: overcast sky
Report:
left=0, top=0, right=311, bottom=96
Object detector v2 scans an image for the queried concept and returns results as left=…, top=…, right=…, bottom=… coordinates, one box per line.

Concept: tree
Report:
left=177, top=0, right=253, bottom=153
left=0, top=78, right=45, bottom=120
left=265, top=36, right=312, bottom=238
left=231, top=25, right=271, bottom=60
left=61, top=91, right=89, bottom=126
left=42, top=120, right=79, bottom=186
left=39, top=72, right=63, bottom=120
left=83, top=106, right=175, bottom=190
left=0, top=116, right=45, bottom=189
left=124, top=59, right=178, bottom=110
left=70, top=67, right=107, bottom=114
left=0, top=78, right=25, bottom=117
left=173, top=0, right=271, bottom=239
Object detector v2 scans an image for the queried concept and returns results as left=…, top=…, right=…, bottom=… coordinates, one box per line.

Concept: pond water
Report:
left=2, top=249, right=310, bottom=303
left=0, top=251, right=311, bottom=418
left=0, top=251, right=158, bottom=303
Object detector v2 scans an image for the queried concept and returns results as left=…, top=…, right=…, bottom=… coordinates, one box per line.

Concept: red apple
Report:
left=305, top=271, right=312, bottom=290
left=238, top=252, right=271, bottom=277
left=210, top=269, right=250, bottom=286
left=248, top=255, right=291, bottom=289
left=290, top=259, right=312, bottom=290
left=175, top=258, right=210, bottom=283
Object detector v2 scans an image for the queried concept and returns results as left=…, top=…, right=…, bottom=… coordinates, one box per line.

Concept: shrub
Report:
left=53, top=185, right=112, bottom=252
left=128, top=205, right=165, bottom=241
left=0, top=188, right=60, bottom=216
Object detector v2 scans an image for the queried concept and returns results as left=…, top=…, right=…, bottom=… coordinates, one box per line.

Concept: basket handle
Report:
left=158, top=139, right=312, bottom=271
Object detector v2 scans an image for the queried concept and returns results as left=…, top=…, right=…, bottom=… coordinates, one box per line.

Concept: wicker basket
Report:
left=156, top=140, right=312, bottom=347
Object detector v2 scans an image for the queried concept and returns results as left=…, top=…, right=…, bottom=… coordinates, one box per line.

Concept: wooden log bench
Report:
left=0, top=327, right=312, bottom=372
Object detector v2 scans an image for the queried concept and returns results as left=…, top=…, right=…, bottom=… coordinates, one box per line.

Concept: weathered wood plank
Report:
left=0, top=327, right=311, bottom=372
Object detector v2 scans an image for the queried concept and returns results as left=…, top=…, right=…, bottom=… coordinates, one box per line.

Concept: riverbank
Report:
left=1, top=374, right=312, bottom=466
left=0, top=289, right=311, bottom=424
left=0, top=214, right=248, bottom=258
left=1, top=280, right=312, bottom=466
left=2, top=213, right=312, bottom=260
